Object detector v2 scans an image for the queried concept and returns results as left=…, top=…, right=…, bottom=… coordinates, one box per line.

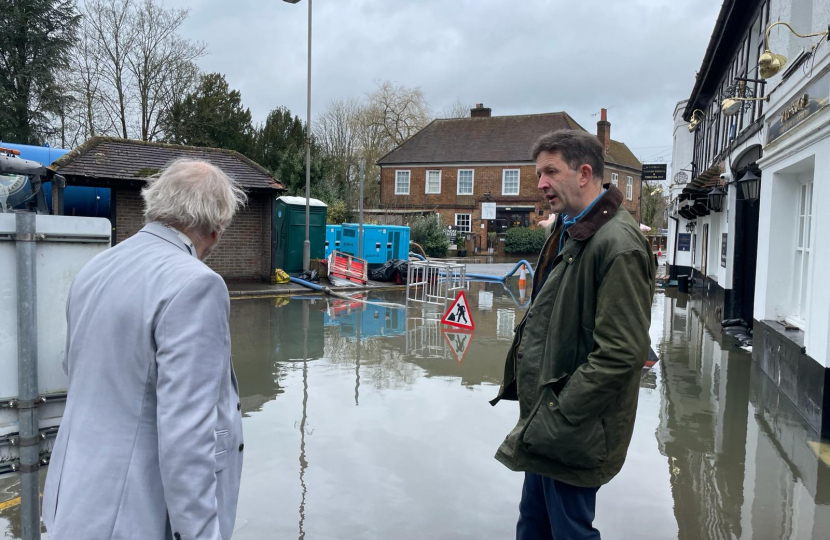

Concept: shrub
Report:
left=409, top=214, right=449, bottom=258
left=504, top=227, right=546, bottom=254
left=326, top=199, right=348, bottom=225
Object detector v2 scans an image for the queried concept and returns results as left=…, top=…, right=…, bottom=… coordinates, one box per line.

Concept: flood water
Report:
left=2, top=283, right=830, bottom=539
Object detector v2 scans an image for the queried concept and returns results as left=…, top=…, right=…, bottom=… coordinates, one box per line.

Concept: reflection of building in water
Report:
left=497, top=309, right=516, bottom=339
left=656, top=291, right=830, bottom=539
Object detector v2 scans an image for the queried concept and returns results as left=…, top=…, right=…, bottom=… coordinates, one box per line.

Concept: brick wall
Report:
left=114, top=188, right=272, bottom=281
left=380, top=162, right=643, bottom=247
left=603, top=166, right=642, bottom=221
left=380, top=164, right=548, bottom=248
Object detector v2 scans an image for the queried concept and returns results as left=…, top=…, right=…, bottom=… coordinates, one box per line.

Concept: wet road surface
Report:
left=2, top=283, right=829, bottom=539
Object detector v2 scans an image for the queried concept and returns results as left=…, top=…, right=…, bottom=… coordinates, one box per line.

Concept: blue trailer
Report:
left=0, top=141, right=111, bottom=218
left=339, top=224, right=410, bottom=264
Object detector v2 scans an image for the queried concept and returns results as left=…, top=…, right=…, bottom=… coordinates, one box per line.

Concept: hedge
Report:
left=504, top=227, right=546, bottom=254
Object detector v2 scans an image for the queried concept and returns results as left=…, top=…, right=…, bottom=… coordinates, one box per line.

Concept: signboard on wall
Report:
left=721, top=233, right=728, bottom=268
left=642, top=163, right=667, bottom=181
left=678, top=233, right=691, bottom=252
left=481, top=202, right=496, bottom=220
left=767, top=69, right=830, bottom=144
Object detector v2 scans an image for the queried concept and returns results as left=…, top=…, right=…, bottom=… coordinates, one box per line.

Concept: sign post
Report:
left=441, top=291, right=475, bottom=331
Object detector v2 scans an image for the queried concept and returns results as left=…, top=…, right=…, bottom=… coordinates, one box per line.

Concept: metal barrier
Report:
left=406, top=260, right=467, bottom=308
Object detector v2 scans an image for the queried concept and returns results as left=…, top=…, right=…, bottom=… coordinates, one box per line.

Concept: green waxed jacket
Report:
left=491, top=185, right=655, bottom=487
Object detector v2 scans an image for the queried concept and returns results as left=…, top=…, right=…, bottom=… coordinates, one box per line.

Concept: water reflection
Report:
left=656, top=289, right=830, bottom=539
left=5, top=283, right=830, bottom=539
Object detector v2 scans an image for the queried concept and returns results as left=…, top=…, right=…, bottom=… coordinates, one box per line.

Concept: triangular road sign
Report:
left=441, top=291, right=475, bottom=330
left=442, top=329, right=473, bottom=365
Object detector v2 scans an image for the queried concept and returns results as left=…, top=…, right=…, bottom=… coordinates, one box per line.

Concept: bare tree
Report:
left=441, top=98, right=472, bottom=119
left=366, top=80, right=432, bottom=146
left=84, top=0, right=135, bottom=139
left=314, top=98, right=360, bottom=194
left=128, top=0, right=206, bottom=141
left=67, top=0, right=203, bottom=142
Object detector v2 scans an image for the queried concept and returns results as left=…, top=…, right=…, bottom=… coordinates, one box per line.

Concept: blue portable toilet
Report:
left=340, top=224, right=410, bottom=264
left=325, top=225, right=343, bottom=258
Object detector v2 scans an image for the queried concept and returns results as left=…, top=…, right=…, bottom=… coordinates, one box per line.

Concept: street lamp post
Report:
left=283, top=0, right=312, bottom=271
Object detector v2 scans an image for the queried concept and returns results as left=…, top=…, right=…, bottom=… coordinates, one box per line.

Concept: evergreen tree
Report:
left=0, top=0, right=80, bottom=144
left=251, top=107, right=330, bottom=197
left=161, top=72, right=254, bottom=154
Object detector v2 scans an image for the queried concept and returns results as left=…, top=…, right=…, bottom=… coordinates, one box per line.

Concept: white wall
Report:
left=754, top=0, right=830, bottom=366
left=757, top=107, right=830, bottom=367
left=669, top=99, right=696, bottom=269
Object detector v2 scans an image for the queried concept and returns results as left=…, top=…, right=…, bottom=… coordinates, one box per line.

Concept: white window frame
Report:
left=786, top=180, right=814, bottom=329
left=455, top=213, right=471, bottom=233
left=395, top=170, right=410, bottom=195
left=626, top=176, right=633, bottom=200
left=611, top=173, right=619, bottom=187
left=457, top=169, right=475, bottom=195
left=425, top=170, right=442, bottom=194
left=501, top=169, right=520, bottom=196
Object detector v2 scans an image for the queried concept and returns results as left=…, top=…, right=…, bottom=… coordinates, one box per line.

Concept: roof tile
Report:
left=49, top=137, right=283, bottom=191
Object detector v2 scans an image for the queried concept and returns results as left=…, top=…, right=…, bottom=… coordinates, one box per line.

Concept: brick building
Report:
left=49, top=137, right=283, bottom=281
left=377, top=105, right=642, bottom=250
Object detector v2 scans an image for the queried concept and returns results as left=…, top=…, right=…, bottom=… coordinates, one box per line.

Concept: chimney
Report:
left=470, top=103, right=492, bottom=118
left=596, top=108, right=610, bottom=153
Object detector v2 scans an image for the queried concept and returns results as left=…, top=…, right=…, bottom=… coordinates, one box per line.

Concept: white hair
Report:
left=142, top=159, right=247, bottom=237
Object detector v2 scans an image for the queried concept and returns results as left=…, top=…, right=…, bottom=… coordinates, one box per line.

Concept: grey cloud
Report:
left=166, top=0, right=721, bottom=162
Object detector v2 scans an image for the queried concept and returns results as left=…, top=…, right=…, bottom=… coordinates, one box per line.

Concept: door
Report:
left=272, top=200, right=286, bottom=272
left=701, top=224, right=709, bottom=278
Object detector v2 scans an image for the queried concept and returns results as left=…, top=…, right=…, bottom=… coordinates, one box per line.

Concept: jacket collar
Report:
left=564, top=184, right=624, bottom=242
left=139, top=222, right=195, bottom=256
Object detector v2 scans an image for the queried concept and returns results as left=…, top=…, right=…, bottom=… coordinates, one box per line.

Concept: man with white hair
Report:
left=43, top=159, right=248, bottom=540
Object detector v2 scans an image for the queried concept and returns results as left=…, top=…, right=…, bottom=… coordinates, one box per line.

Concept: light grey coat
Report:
left=42, top=223, right=244, bottom=540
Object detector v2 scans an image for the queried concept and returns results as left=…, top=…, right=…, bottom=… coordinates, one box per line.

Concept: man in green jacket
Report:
left=491, top=130, right=654, bottom=540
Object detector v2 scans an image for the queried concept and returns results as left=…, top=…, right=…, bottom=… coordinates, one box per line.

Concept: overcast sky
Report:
left=165, top=0, right=721, bottom=165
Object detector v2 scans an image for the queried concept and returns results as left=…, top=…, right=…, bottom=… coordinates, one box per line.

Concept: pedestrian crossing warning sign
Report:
left=442, top=330, right=473, bottom=365
left=441, top=291, right=475, bottom=330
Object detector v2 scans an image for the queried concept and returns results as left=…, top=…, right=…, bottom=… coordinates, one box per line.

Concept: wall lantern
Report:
left=707, top=185, right=725, bottom=212
left=721, top=95, right=768, bottom=116
left=685, top=221, right=696, bottom=233
left=737, top=170, right=761, bottom=201
left=688, top=109, right=705, bottom=132
left=759, top=22, right=829, bottom=79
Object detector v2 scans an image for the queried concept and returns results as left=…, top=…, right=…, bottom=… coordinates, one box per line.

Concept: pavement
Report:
left=226, top=262, right=534, bottom=299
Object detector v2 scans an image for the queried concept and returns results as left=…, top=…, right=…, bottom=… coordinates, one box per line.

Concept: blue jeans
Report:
left=516, top=472, right=600, bottom=540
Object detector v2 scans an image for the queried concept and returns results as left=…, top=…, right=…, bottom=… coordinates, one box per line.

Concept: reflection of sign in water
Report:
left=478, top=291, right=493, bottom=311
left=441, top=291, right=475, bottom=330
left=678, top=233, right=691, bottom=252
left=442, top=330, right=473, bottom=364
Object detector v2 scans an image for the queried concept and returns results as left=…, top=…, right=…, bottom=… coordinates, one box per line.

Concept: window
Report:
left=626, top=176, right=633, bottom=200
left=455, top=213, right=471, bottom=233
left=789, top=180, right=813, bottom=328
left=611, top=173, right=618, bottom=187
left=457, top=169, right=474, bottom=195
left=502, top=169, right=520, bottom=195
left=425, top=170, right=441, bottom=194
left=395, top=170, right=410, bottom=195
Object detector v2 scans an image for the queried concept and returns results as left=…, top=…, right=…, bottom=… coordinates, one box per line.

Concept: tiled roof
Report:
left=49, top=137, right=283, bottom=191
left=377, top=112, right=641, bottom=171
